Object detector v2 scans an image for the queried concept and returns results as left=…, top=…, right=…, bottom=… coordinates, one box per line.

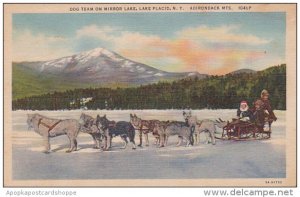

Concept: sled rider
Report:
left=237, top=100, right=254, bottom=122
left=231, top=100, right=253, bottom=125
left=253, top=89, right=277, bottom=121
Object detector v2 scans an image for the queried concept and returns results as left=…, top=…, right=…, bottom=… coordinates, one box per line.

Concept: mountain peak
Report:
left=78, top=47, right=115, bottom=58
left=40, top=47, right=122, bottom=71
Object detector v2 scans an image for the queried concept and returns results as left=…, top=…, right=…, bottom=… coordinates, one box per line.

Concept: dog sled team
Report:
left=26, top=89, right=277, bottom=153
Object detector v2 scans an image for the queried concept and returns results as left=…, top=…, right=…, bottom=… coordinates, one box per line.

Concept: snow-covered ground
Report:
left=11, top=110, right=285, bottom=180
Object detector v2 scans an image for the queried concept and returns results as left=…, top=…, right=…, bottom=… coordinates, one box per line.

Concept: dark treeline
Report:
left=12, top=64, right=286, bottom=110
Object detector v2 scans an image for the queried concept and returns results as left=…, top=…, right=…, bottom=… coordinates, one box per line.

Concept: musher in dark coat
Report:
left=253, top=89, right=277, bottom=121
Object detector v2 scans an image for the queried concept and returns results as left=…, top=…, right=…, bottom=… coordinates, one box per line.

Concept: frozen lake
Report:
left=11, top=110, right=286, bottom=180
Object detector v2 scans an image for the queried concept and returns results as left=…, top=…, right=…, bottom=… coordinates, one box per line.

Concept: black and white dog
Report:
left=96, top=115, right=136, bottom=150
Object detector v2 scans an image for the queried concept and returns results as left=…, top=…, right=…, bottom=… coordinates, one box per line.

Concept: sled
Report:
left=217, top=118, right=272, bottom=141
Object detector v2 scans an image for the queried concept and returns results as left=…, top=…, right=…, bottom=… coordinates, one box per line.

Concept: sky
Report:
left=12, top=12, right=286, bottom=75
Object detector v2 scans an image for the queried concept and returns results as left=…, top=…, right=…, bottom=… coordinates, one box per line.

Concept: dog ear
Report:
left=130, top=113, right=133, bottom=117
left=97, top=114, right=100, bottom=118
left=183, top=111, right=186, bottom=115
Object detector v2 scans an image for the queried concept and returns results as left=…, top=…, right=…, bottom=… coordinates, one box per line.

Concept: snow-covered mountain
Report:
left=19, top=47, right=206, bottom=84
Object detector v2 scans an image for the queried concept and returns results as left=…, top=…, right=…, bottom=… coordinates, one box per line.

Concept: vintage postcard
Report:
left=3, top=3, right=296, bottom=187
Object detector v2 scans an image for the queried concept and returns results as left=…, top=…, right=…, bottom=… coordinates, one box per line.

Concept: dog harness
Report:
left=38, top=118, right=63, bottom=132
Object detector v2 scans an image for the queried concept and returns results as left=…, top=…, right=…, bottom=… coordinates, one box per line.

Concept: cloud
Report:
left=76, top=25, right=119, bottom=41
left=13, top=30, right=73, bottom=62
left=176, top=25, right=271, bottom=46
left=93, top=24, right=271, bottom=74
left=76, top=25, right=166, bottom=52
left=13, top=24, right=281, bottom=74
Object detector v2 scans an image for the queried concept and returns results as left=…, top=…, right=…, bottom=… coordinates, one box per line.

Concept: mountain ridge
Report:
left=17, top=47, right=205, bottom=84
left=13, top=47, right=264, bottom=100
left=228, top=68, right=256, bottom=75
